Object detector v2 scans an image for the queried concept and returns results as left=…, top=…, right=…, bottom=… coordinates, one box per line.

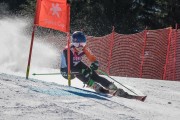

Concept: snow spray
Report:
left=0, top=18, right=59, bottom=73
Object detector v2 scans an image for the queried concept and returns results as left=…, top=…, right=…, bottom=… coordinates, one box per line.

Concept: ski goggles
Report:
left=72, top=42, right=86, bottom=48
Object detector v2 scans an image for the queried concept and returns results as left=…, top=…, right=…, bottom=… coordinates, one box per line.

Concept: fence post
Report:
left=173, top=24, right=178, bottom=80
left=107, top=26, right=115, bottom=75
left=139, top=29, right=147, bottom=78
left=163, top=27, right=172, bottom=80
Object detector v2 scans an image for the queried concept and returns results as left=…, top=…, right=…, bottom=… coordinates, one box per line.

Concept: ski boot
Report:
left=113, top=89, right=147, bottom=102
left=106, top=83, right=118, bottom=95
left=107, top=83, right=118, bottom=90
left=87, top=79, right=109, bottom=94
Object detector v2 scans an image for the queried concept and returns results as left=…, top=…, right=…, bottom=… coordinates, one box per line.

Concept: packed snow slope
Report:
left=0, top=18, right=180, bottom=120
left=1, top=73, right=180, bottom=120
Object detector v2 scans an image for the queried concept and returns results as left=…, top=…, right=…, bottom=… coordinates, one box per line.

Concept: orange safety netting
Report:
left=176, top=30, right=180, bottom=80
left=84, top=28, right=180, bottom=81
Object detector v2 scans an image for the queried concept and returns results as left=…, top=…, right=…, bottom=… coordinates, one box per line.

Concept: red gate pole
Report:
left=26, top=25, right=36, bottom=79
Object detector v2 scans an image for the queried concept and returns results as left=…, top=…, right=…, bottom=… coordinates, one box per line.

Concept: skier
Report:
left=60, top=31, right=146, bottom=102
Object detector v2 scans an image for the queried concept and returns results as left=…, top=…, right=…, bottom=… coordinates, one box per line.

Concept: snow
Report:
left=0, top=18, right=180, bottom=120
left=1, top=73, right=180, bottom=120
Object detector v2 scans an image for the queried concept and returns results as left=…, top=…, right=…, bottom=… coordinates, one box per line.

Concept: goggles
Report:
left=72, top=42, right=86, bottom=48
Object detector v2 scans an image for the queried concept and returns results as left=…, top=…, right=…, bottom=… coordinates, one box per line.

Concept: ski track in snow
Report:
left=0, top=73, right=180, bottom=120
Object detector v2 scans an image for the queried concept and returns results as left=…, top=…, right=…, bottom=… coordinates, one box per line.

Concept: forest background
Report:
left=0, top=0, right=180, bottom=36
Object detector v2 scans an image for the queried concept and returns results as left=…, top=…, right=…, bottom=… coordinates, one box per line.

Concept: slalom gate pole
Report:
left=32, top=73, right=61, bottom=76
left=26, top=25, right=36, bottom=79
left=67, top=32, right=71, bottom=86
left=97, top=69, right=138, bottom=95
left=32, top=72, right=79, bottom=76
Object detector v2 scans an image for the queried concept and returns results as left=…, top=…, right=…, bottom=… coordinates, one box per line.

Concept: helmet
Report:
left=72, top=31, right=86, bottom=43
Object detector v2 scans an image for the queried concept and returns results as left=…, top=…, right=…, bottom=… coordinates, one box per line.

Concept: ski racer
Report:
left=60, top=31, right=146, bottom=101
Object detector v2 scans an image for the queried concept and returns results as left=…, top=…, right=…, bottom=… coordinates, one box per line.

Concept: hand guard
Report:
left=90, top=61, right=99, bottom=70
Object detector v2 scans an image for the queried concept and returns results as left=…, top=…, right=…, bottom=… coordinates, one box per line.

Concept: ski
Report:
left=89, top=83, right=147, bottom=102
left=109, top=89, right=147, bottom=102
left=133, top=95, right=147, bottom=102
left=112, top=89, right=147, bottom=102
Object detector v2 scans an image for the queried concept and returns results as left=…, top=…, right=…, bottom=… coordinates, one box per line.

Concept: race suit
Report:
left=60, top=45, right=112, bottom=89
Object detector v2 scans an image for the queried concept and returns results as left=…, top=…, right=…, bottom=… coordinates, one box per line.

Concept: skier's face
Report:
left=73, top=42, right=86, bottom=51
left=73, top=42, right=86, bottom=48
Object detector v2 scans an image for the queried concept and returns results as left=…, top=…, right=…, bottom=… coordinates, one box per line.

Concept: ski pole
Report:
left=32, top=72, right=79, bottom=76
left=97, top=69, right=138, bottom=95
left=32, top=73, right=61, bottom=76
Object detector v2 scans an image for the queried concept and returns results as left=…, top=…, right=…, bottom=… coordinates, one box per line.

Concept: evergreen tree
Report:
left=1, top=0, right=180, bottom=35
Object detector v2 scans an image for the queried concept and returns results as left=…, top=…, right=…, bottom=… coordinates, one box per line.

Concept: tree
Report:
left=1, top=0, right=180, bottom=35
left=1, top=0, right=26, bottom=13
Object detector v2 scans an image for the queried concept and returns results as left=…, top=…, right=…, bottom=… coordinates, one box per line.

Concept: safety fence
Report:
left=84, top=27, right=180, bottom=81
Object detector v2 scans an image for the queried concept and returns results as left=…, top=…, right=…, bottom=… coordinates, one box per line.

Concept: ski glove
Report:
left=90, top=61, right=99, bottom=70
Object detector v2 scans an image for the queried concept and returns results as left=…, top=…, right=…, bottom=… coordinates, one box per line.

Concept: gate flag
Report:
left=35, top=0, right=70, bottom=32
